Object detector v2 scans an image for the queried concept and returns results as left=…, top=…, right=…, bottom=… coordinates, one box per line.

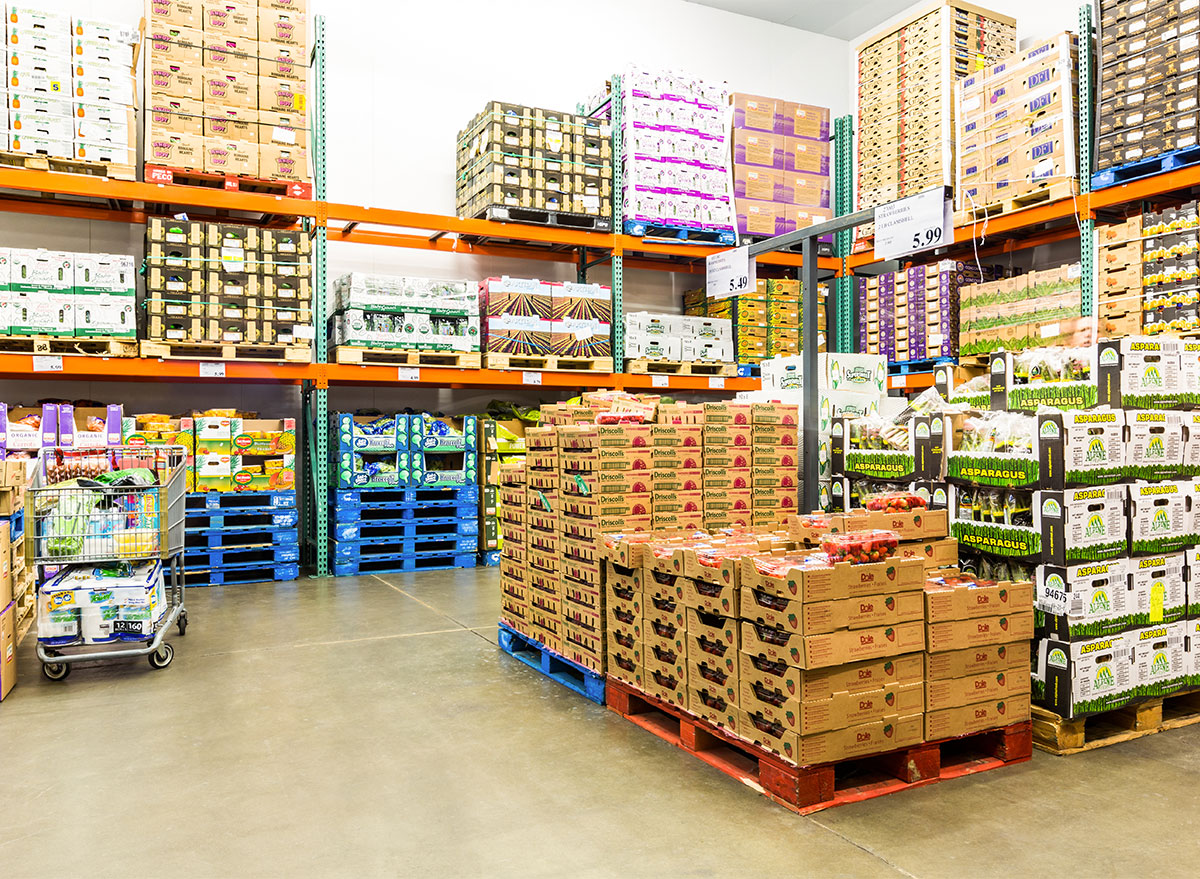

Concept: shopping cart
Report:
left=25, top=445, right=189, bottom=680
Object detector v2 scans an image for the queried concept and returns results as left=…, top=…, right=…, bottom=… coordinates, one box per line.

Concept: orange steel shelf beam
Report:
left=323, top=362, right=759, bottom=391
left=0, top=354, right=313, bottom=384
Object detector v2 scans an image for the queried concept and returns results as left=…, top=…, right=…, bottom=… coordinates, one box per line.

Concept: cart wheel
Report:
left=177, top=611, right=188, bottom=636
left=148, top=643, right=174, bottom=670
left=42, top=662, right=70, bottom=682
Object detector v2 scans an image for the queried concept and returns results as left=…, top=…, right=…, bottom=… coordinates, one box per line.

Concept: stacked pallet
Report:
left=955, top=33, right=1079, bottom=215
left=1142, top=202, right=1200, bottom=335
left=456, top=101, right=612, bottom=229
left=856, top=2, right=1015, bottom=214
left=1097, top=215, right=1144, bottom=337
left=1097, top=0, right=1200, bottom=176
left=145, top=0, right=311, bottom=192
left=482, top=276, right=613, bottom=371
left=682, top=279, right=827, bottom=361
left=957, top=263, right=1089, bottom=357
left=143, top=218, right=313, bottom=361
left=184, top=490, right=300, bottom=587
left=5, top=7, right=137, bottom=178
left=329, top=413, right=480, bottom=576
left=859, top=260, right=1000, bottom=361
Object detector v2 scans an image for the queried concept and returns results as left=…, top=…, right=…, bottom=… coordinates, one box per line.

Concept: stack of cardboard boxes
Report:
left=957, top=263, right=1090, bottom=357
left=1097, top=216, right=1144, bottom=338
left=856, top=3, right=1015, bottom=214
left=859, top=260, right=1003, bottom=361
left=924, top=574, right=1034, bottom=739
left=481, top=276, right=612, bottom=363
left=456, top=101, right=612, bottom=228
left=730, top=93, right=832, bottom=239
left=1141, top=203, right=1200, bottom=335
left=955, top=34, right=1079, bottom=210
left=623, top=312, right=733, bottom=363
left=145, top=0, right=310, bottom=187
left=0, top=458, right=30, bottom=656
left=329, top=273, right=481, bottom=354
left=0, top=248, right=135, bottom=340
left=682, top=279, right=826, bottom=363
left=1097, top=0, right=1200, bottom=172
left=5, top=7, right=137, bottom=175
left=498, top=459, right=530, bottom=636
left=143, top=218, right=313, bottom=354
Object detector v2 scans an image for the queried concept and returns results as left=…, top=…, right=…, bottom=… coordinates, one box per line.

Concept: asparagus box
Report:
left=1037, top=410, right=1125, bottom=488
left=1037, top=486, right=1128, bottom=565
left=1127, top=552, right=1187, bottom=624
left=1129, top=622, right=1189, bottom=698
left=1036, top=558, right=1135, bottom=639
left=1098, top=337, right=1197, bottom=409
left=1128, top=480, right=1199, bottom=555
left=1038, top=633, right=1137, bottom=718
left=1125, top=411, right=1185, bottom=480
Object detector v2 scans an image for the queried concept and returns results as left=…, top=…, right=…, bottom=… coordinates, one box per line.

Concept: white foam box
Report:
left=74, top=291, right=135, bottom=337
left=73, top=253, right=136, bottom=294
left=9, top=289, right=74, bottom=335
left=626, top=336, right=683, bottom=360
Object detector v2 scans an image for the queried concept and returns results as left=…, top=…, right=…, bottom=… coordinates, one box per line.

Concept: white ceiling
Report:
left=682, top=0, right=921, bottom=40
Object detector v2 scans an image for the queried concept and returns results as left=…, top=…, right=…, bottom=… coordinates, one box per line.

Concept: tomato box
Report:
left=925, top=693, right=1031, bottom=740
left=926, top=610, right=1034, bottom=651
left=925, top=578, right=1035, bottom=623
left=740, top=554, right=925, bottom=602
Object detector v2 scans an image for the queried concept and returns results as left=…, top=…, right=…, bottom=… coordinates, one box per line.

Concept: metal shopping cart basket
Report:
left=25, top=445, right=189, bottom=680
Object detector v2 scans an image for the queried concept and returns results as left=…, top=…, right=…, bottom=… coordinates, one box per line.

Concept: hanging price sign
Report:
left=706, top=245, right=756, bottom=301
left=874, top=187, right=953, bottom=261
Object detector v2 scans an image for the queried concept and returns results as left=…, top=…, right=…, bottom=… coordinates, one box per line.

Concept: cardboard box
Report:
left=741, top=710, right=924, bottom=766
left=741, top=585, right=923, bottom=634
left=740, top=554, right=925, bottom=603
left=147, top=132, right=205, bottom=169
left=150, top=0, right=203, bottom=29
left=926, top=611, right=1034, bottom=652
left=203, top=1, right=257, bottom=37
left=259, top=77, right=305, bottom=113
left=204, top=106, right=258, bottom=142
left=204, top=70, right=257, bottom=109
left=925, top=579, right=1035, bottom=622
left=259, top=110, right=309, bottom=148
left=926, top=659, right=1030, bottom=711
left=741, top=618, right=924, bottom=669
left=742, top=676, right=924, bottom=735
left=0, top=602, right=14, bottom=702
left=203, top=34, right=258, bottom=73
left=204, top=139, right=258, bottom=176
left=259, top=44, right=305, bottom=80
left=259, top=9, right=307, bottom=46
left=926, top=693, right=1031, bottom=740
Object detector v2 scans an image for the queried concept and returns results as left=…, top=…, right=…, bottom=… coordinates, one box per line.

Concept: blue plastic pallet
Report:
left=183, top=543, right=301, bottom=570
left=184, top=508, right=300, bottom=531
left=497, top=622, right=605, bottom=705
left=186, top=562, right=301, bottom=587
left=623, top=219, right=736, bottom=246
left=331, top=517, right=478, bottom=542
left=186, top=527, right=299, bottom=550
left=331, top=551, right=477, bottom=577
left=331, top=502, right=477, bottom=525
left=1093, top=144, right=1200, bottom=189
left=331, top=535, right=479, bottom=559
left=330, top=484, right=480, bottom=507
left=737, top=364, right=761, bottom=377
left=479, top=550, right=500, bottom=566
left=888, top=355, right=956, bottom=375
left=186, top=490, right=297, bottom=513
left=4, top=508, right=23, bottom=540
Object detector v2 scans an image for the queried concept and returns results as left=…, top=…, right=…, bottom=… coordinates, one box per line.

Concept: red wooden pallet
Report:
left=605, top=676, right=1031, bottom=814
left=144, top=165, right=313, bottom=199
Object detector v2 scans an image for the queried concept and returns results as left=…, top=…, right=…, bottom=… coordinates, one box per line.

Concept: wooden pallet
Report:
left=1032, top=689, right=1200, bottom=755
left=625, top=358, right=738, bottom=377
left=140, top=340, right=312, bottom=363
left=144, top=165, right=313, bottom=200
left=331, top=346, right=482, bottom=368
left=956, top=181, right=1078, bottom=224
left=484, top=352, right=614, bottom=373
left=606, top=677, right=1031, bottom=814
left=0, top=336, right=138, bottom=357
left=0, top=150, right=135, bottom=181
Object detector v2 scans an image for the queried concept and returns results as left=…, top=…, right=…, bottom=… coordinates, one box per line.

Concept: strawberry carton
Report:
left=740, top=553, right=926, bottom=602
left=926, top=610, right=1035, bottom=651
left=820, top=529, right=900, bottom=565
left=925, top=693, right=1031, bottom=740
left=740, top=651, right=924, bottom=703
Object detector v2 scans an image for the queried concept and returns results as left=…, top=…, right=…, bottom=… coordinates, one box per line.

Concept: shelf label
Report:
left=651, top=374, right=669, bottom=388
left=32, top=355, right=62, bottom=372
left=199, top=362, right=226, bottom=378
left=397, top=367, right=420, bottom=381
left=706, top=245, right=756, bottom=302
left=708, top=376, right=726, bottom=389
left=874, top=187, right=953, bottom=261
left=291, top=325, right=316, bottom=340
left=1040, top=323, right=1061, bottom=339
left=522, top=371, right=543, bottom=386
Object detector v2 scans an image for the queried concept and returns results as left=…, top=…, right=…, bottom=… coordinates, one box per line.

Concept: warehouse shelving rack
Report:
left=7, top=4, right=1200, bottom=568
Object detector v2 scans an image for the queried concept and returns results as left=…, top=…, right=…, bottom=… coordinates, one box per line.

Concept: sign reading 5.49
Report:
left=706, top=245, right=756, bottom=301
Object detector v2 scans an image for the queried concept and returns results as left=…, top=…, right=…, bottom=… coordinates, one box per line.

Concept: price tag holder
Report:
left=874, top=186, right=953, bottom=261
left=199, top=362, right=226, bottom=378
left=651, top=374, right=669, bottom=388
left=397, top=367, right=420, bottom=381
left=708, top=376, right=726, bottom=389
left=32, top=355, right=62, bottom=372
left=705, top=245, right=756, bottom=302
left=522, top=371, right=543, bottom=386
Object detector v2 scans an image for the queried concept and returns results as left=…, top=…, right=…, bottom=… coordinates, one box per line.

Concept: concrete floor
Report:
left=3, top=569, right=1200, bottom=878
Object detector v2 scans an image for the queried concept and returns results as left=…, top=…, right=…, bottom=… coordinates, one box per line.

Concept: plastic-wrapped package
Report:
left=820, top=530, right=900, bottom=565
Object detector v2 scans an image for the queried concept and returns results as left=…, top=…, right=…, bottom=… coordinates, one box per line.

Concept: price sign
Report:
left=32, top=355, right=63, bottom=372
left=199, top=362, right=226, bottom=378
left=708, top=376, right=726, bottom=389
left=397, top=367, right=420, bottom=381
left=522, top=371, right=543, bottom=386
left=651, top=374, right=669, bottom=388
left=705, top=245, right=756, bottom=301
left=874, top=187, right=953, bottom=261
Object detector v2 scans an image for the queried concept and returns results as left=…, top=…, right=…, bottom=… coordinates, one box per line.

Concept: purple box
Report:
left=57, top=403, right=123, bottom=449
left=732, top=129, right=785, bottom=170
left=0, top=402, right=57, bottom=454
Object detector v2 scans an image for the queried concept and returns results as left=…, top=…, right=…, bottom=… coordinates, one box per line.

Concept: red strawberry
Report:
left=885, top=596, right=895, bottom=610
left=883, top=723, right=894, bottom=737
left=998, top=647, right=1007, bottom=659
left=633, top=437, right=646, bottom=447
left=885, top=692, right=895, bottom=706
left=787, top=613, right=798, bottom=629
left=787, top=680, right=795, bottom=695
left=884, top=661, right=894, bottom=675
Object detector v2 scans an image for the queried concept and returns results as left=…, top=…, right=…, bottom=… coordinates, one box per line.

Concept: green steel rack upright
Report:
left=610, top=74, right=625, bottom=365
left=832, top=114, right=855, bottom=353
left=1078, top=2, right=1095, bottom=318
